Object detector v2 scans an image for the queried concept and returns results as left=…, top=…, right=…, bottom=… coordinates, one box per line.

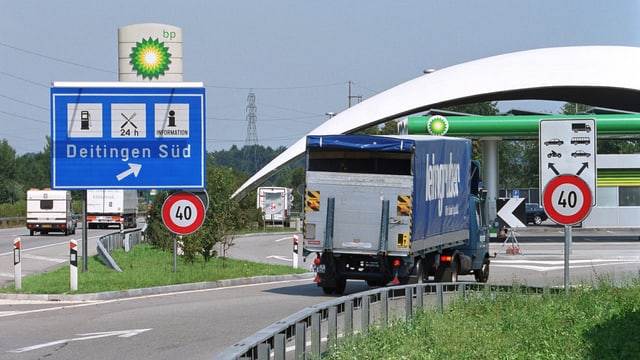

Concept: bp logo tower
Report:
left=118, top=23, right=183, bottom=82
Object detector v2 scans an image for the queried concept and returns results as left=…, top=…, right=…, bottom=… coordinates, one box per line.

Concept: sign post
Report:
left=540, top=118, right=597, bottom=294
left=162, top=192, right=207, bottom=272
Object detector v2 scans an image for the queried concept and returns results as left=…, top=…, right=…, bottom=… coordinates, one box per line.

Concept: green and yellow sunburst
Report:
left=129, top=37, right=172, bottom=79
left=426, top=115, right=449, bottom=136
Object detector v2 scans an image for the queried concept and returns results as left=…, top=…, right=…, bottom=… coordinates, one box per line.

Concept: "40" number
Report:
left=557, top=190, right=577, bottom=208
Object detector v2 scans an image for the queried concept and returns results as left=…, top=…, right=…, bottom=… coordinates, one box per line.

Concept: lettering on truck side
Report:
left=425, top=152, right=461, bottom=216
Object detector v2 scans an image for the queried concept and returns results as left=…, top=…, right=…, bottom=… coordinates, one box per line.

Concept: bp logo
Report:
left=426, top=115, right=449, bottom=136
left=129, top=37, right=172, bottom=79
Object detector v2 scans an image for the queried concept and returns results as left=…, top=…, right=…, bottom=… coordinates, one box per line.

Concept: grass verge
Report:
left=1, top=243, right=306, bottom=294
left=323, top=277, right=640, bottom=359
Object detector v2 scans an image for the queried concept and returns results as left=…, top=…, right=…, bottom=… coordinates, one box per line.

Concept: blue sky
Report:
left=1, top=0, right=638, bottom=155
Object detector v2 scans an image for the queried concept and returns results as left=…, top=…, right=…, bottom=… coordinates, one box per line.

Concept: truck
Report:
left=257, top=186, right=294, bottom=227
left=86, top=190, right=138, bottom=230
left=26, top=189, right=76, bottom=236
left=303, top=134, right=491, bottom=294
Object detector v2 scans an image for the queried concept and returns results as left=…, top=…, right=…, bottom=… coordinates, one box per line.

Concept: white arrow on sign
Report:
left=8, top=328, right=152, bottom=353
left=497, top=197, right=526, bottom=228
left=116, top=163, right=142, bottom=181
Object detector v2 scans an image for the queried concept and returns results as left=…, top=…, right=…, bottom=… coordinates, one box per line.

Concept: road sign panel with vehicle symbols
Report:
left=539, top=118, right=596, bottom=206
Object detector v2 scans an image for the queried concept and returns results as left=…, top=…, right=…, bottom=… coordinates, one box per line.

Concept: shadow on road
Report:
left=263, top=280, right=372, bottom=297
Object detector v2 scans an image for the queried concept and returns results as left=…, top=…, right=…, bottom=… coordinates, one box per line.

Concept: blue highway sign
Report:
left=51, top=82, right=205, bottom=190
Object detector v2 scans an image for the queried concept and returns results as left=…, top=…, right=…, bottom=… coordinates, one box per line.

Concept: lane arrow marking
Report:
left=548, top=163, right=559, bottom=175
left=497, top=197, right=526, bottom=228
left=116, top=163, right=142, bottom=181
left=576, top=162, right=589, bottom=176
left=8, top=328, right=152, bottom=353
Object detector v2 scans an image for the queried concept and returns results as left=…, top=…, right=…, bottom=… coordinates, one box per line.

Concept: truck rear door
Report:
left=306, top=172, right=412, bottom=255
left=304, top=142, right=413, bottom=256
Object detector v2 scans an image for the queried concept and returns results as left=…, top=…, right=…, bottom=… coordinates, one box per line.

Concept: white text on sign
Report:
left=66, top=144, right=191, bottom=161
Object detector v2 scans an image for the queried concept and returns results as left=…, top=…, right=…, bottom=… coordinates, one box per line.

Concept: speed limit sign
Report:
left=543, top=175, right=593, bottom=225
left=162, top=191, right=206, bottom=235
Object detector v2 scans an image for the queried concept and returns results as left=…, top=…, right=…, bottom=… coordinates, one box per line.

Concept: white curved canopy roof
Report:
left=232, top=46, right=640, bottom=199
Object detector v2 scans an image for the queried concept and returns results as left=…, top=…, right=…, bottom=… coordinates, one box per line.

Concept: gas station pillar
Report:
left=482, top=138, right=500, bottom=222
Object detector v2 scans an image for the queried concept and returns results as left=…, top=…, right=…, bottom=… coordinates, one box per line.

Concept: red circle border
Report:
left=543, top=175, right=592, bottom=225
left=161, top=191, right=206, bottom=235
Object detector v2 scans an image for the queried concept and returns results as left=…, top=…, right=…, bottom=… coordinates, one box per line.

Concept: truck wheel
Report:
left=30, top=229, right=34, bottom=236
left=435, top=259, right=458, bottom=283
left=322, top=286, right=335, bottom=295
left=474, top=258, right=490, bottom=283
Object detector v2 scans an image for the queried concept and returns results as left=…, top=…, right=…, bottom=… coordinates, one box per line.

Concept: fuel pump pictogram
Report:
left=80, top=111, right=91, bottom=130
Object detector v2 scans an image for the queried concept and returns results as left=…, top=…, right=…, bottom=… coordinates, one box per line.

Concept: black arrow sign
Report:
left=576, top=162, right=589, bottom=176
left=548, top=163, right=559, bottom=176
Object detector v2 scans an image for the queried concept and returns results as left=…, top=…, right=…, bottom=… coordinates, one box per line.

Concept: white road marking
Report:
left=266, top=255, right=292, bottom=262
left=8, top=328, right=152, bottom=353
left=492, top=258, right=640, bottom=272
left=22, top=254, right=67, bottom=263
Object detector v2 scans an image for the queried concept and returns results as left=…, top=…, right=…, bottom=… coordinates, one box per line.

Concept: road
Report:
left=0, top=224, right=115, bottom=288
left=0, top=226, right=639, bottom=359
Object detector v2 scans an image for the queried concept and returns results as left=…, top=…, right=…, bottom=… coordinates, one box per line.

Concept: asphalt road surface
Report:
left=1, top=225, right=639, bottom=359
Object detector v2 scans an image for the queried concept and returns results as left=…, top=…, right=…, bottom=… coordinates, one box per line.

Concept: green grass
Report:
left=1, top=243, right=306, bottom=294
left=324, top=278, right=640, bottom=359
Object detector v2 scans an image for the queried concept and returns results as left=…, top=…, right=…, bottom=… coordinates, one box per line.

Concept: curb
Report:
left=0, top=273, right=314, bottom=302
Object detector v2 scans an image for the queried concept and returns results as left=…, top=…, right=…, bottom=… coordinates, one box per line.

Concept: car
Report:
left=544, top=138, right=564, bottom=146
left=526, top=203, right=547, bottom=225
left=571, top=150, right=591, bottom=157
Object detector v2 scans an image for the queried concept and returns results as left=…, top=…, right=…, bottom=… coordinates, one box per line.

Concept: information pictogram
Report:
left=162, top=191, right=206, bottom=235
left=543, top=175, right=592, bottom=225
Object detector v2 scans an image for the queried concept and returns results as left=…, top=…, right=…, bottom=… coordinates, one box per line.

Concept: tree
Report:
left=143, top=162, right=263, bottom=264
left=561, top=102, right=640, bottom=154
left=444, top=102, right=499, bottom=116
left=561, top=102, right=591, bottom=115
left=0, top=139, right=19, bottom=203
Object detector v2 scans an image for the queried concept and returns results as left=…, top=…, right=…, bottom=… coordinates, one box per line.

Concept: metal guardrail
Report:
left=96, top=228, right=145, bottom=272
left=215, top=282, right=558, bottom=360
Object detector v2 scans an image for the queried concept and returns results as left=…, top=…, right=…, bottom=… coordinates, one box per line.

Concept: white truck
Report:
left=257, top=187, right=294, bottom=227
left=86, top=190, right=138, bottom=230
left=26, top=189, right=76, bottom=236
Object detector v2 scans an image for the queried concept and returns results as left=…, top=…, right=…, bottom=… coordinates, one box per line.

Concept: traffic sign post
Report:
left=50, top=82, right=206, bottom=190
left=540, top=118, right=597, bottom=294
left=162, top=191, right=207, bottom=273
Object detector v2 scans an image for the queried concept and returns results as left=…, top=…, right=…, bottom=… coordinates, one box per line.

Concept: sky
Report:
left=1, top=1, right=639, bottom=155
